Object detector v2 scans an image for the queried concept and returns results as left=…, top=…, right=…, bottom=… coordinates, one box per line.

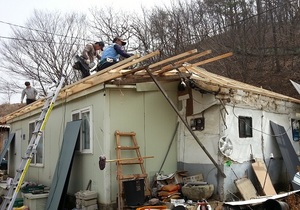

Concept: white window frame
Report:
left=71, top=106, right=93, bottom=154
left=28, top=120, right=44, bottom=166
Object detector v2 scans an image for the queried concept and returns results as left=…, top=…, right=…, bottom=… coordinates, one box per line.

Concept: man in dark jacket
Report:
left=97, top=37, right=132, bottom=71
left=73, top=41, right=104, bottom=78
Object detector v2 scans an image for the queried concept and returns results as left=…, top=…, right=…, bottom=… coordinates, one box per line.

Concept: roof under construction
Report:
left=1, top=49, right=300, bottom=124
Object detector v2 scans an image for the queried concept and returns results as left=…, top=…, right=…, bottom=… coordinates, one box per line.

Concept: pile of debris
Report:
left=145, top=171, right=219, bottom=209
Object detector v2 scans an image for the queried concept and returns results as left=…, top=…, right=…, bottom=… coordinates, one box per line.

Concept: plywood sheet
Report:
left=270, top=121, right=300, bottom=190
left=45, top=120, right=82, bottom=210
left=0, top=133, right=15, bottom=162
left=234, top=177, right=258, bottom=200
left=252, top=160, right=277, bottom=196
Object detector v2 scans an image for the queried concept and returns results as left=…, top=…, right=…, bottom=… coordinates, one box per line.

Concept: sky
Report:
left=0, top=0, right=172, bottom=104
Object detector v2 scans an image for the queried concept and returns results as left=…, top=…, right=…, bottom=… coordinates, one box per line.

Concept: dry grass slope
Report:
left=0, top=103, right=24, bottom=118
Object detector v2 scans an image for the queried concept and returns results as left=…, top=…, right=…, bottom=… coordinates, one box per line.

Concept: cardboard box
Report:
left=82, top=204, right=98, bottom=210
left=76, top=198, right=97, bottom=207
left=75, top=190, right=97, bottom=200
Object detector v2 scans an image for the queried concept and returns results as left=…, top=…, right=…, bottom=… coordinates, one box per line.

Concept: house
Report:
left=0, top=125, right=10, bottom=151
left=0, top=49, right=300, bottom=209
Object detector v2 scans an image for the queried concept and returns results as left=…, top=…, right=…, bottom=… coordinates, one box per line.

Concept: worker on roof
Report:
left=21, top=81, right=38, bottom=105
left=73, top=41, right=105, bottom=78
left=97, top=37, right=132, bottom=71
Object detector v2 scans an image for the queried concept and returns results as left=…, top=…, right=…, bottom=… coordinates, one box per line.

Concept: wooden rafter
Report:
left=148, top=49, right=198, bottom=70
left=2, top=48, right=300, bottom=124
left=192, top=52, right=233, bottom=67
left=58, top=51, right=160, bottom=98
left=109, top=50, right=160, bottom=73
left=188, top=66, right=300, bottom=103
left=174, top=50, right=212, bottom=65
left=156, top=50, right=213, bottom=75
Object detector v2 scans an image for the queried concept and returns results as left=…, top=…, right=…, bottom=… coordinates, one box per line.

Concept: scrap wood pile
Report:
left=223, top=159, right=300, bottom=209
left=148, top=171, right=216, bottom=209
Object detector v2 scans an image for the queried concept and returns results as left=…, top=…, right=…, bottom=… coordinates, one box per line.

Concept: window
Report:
left=72, top=107, right=92, bottom=153
left=291, top=119, right=300, bottom=141
left=28, top=121, right=44, bottom=165
left=238, top=116, right=253, bottom=138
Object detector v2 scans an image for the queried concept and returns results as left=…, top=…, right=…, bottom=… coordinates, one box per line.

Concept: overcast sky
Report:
left=0, top=0, right=172, bottom=104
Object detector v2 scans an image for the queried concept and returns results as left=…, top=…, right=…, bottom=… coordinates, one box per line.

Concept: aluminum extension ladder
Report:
left=0, top=76, right=65, bottom=210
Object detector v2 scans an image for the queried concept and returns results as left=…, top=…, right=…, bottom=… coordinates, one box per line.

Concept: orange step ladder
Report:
left=115, top=131, right=151, bottom=210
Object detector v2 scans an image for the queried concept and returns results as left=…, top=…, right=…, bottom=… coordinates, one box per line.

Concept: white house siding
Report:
left=107, top=82, right=178, bottom=204
left=177, top=91, right=222, bottom=197
left=178, top=88, right=300, bottom=201
left=221, top=106, right=292, bottom=200
left=6, top=82, right=179, bottom=208
left=7, top=77, right=300, bottom=205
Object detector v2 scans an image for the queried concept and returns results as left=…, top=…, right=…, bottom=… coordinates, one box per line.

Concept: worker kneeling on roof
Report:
left=73, top=41, right=105, bottom=78
left=97, top=37, right=132, bottom=71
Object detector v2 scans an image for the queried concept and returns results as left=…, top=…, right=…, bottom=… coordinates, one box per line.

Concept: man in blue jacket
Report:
left=97, top=37, right=132, bottom=71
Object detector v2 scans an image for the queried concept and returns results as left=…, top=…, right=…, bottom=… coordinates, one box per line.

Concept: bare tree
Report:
left=89, top=7, right=135, bottom=48
left=1, top=0, right=300, bottom=103
left=0, top=10, right=89, bottom=95
left=0, top=78, right=19, bottom=104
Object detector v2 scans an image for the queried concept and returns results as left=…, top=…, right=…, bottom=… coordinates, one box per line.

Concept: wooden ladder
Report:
left=115, top=130, right=151, bottom=210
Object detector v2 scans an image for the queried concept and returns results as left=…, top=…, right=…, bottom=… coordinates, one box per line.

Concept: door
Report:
left=9, top=129, right=22, bottom=176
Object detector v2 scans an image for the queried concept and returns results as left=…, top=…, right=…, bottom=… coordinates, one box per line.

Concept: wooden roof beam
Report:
left=148, top=49, right=198, bottom=70
left=96, top=54, right=141, bottom=75
left=192, top=52, right=233, bottom=67
left=61, top=54, right=141, bottom=92
left=155, top=50, right=212, bottom=75
left=108, top=50, right=160, bottom=73
left=174, top=50, right=212, bottom=65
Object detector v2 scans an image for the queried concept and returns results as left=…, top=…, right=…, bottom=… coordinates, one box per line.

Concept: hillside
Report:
left=0, top=103, right=24, bottom=118
left=205, top=55, right=300, bottom=100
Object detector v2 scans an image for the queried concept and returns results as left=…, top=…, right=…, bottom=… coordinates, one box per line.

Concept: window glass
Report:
left=72, top=107, right=92, bottom=153
left=238, top=116, right=253, bottom=138
left=28, top=121, right=43, bottom=165
left=82, top=111, right=90, bottom=150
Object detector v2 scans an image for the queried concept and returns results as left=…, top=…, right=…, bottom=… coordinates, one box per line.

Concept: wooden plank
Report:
left=188, top=66, right=300, bottom=103
left=234, top=177, right=258, bottom=200
left=192, top=52, right=233, bottom=67
left=0, top=133, right=15, bottom=163
left=148, top=49, right=198, bottom=69
left=176, top=50, right=212, bottom=64
left=119, top=174, right=148, bottom=180
left=155, top=63, right=183, bottom=75
left=106, top=50, right=159, bottom=73
left=56, top=51, right=160, bottom=100
left=68, top=54, right=141, bottom=88
left=111, top=74, right=183, bottom=85
left=270, top=121, right=300, bottom=190
left=121, top=65, right=149, bottom=76
left=45, top=120, right=82, bottom=210
left=0, top=100, right=45, bottom=123
left=148, top=50, right=212, bottom=75
left=251, top=160, right=277, bottom=196
left=155, top=50, right=213, bottom=74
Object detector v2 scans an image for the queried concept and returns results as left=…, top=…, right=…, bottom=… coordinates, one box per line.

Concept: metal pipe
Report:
left=146, top=68, right=226, bottom=178
left=263, top=153, right=274, bottom=191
